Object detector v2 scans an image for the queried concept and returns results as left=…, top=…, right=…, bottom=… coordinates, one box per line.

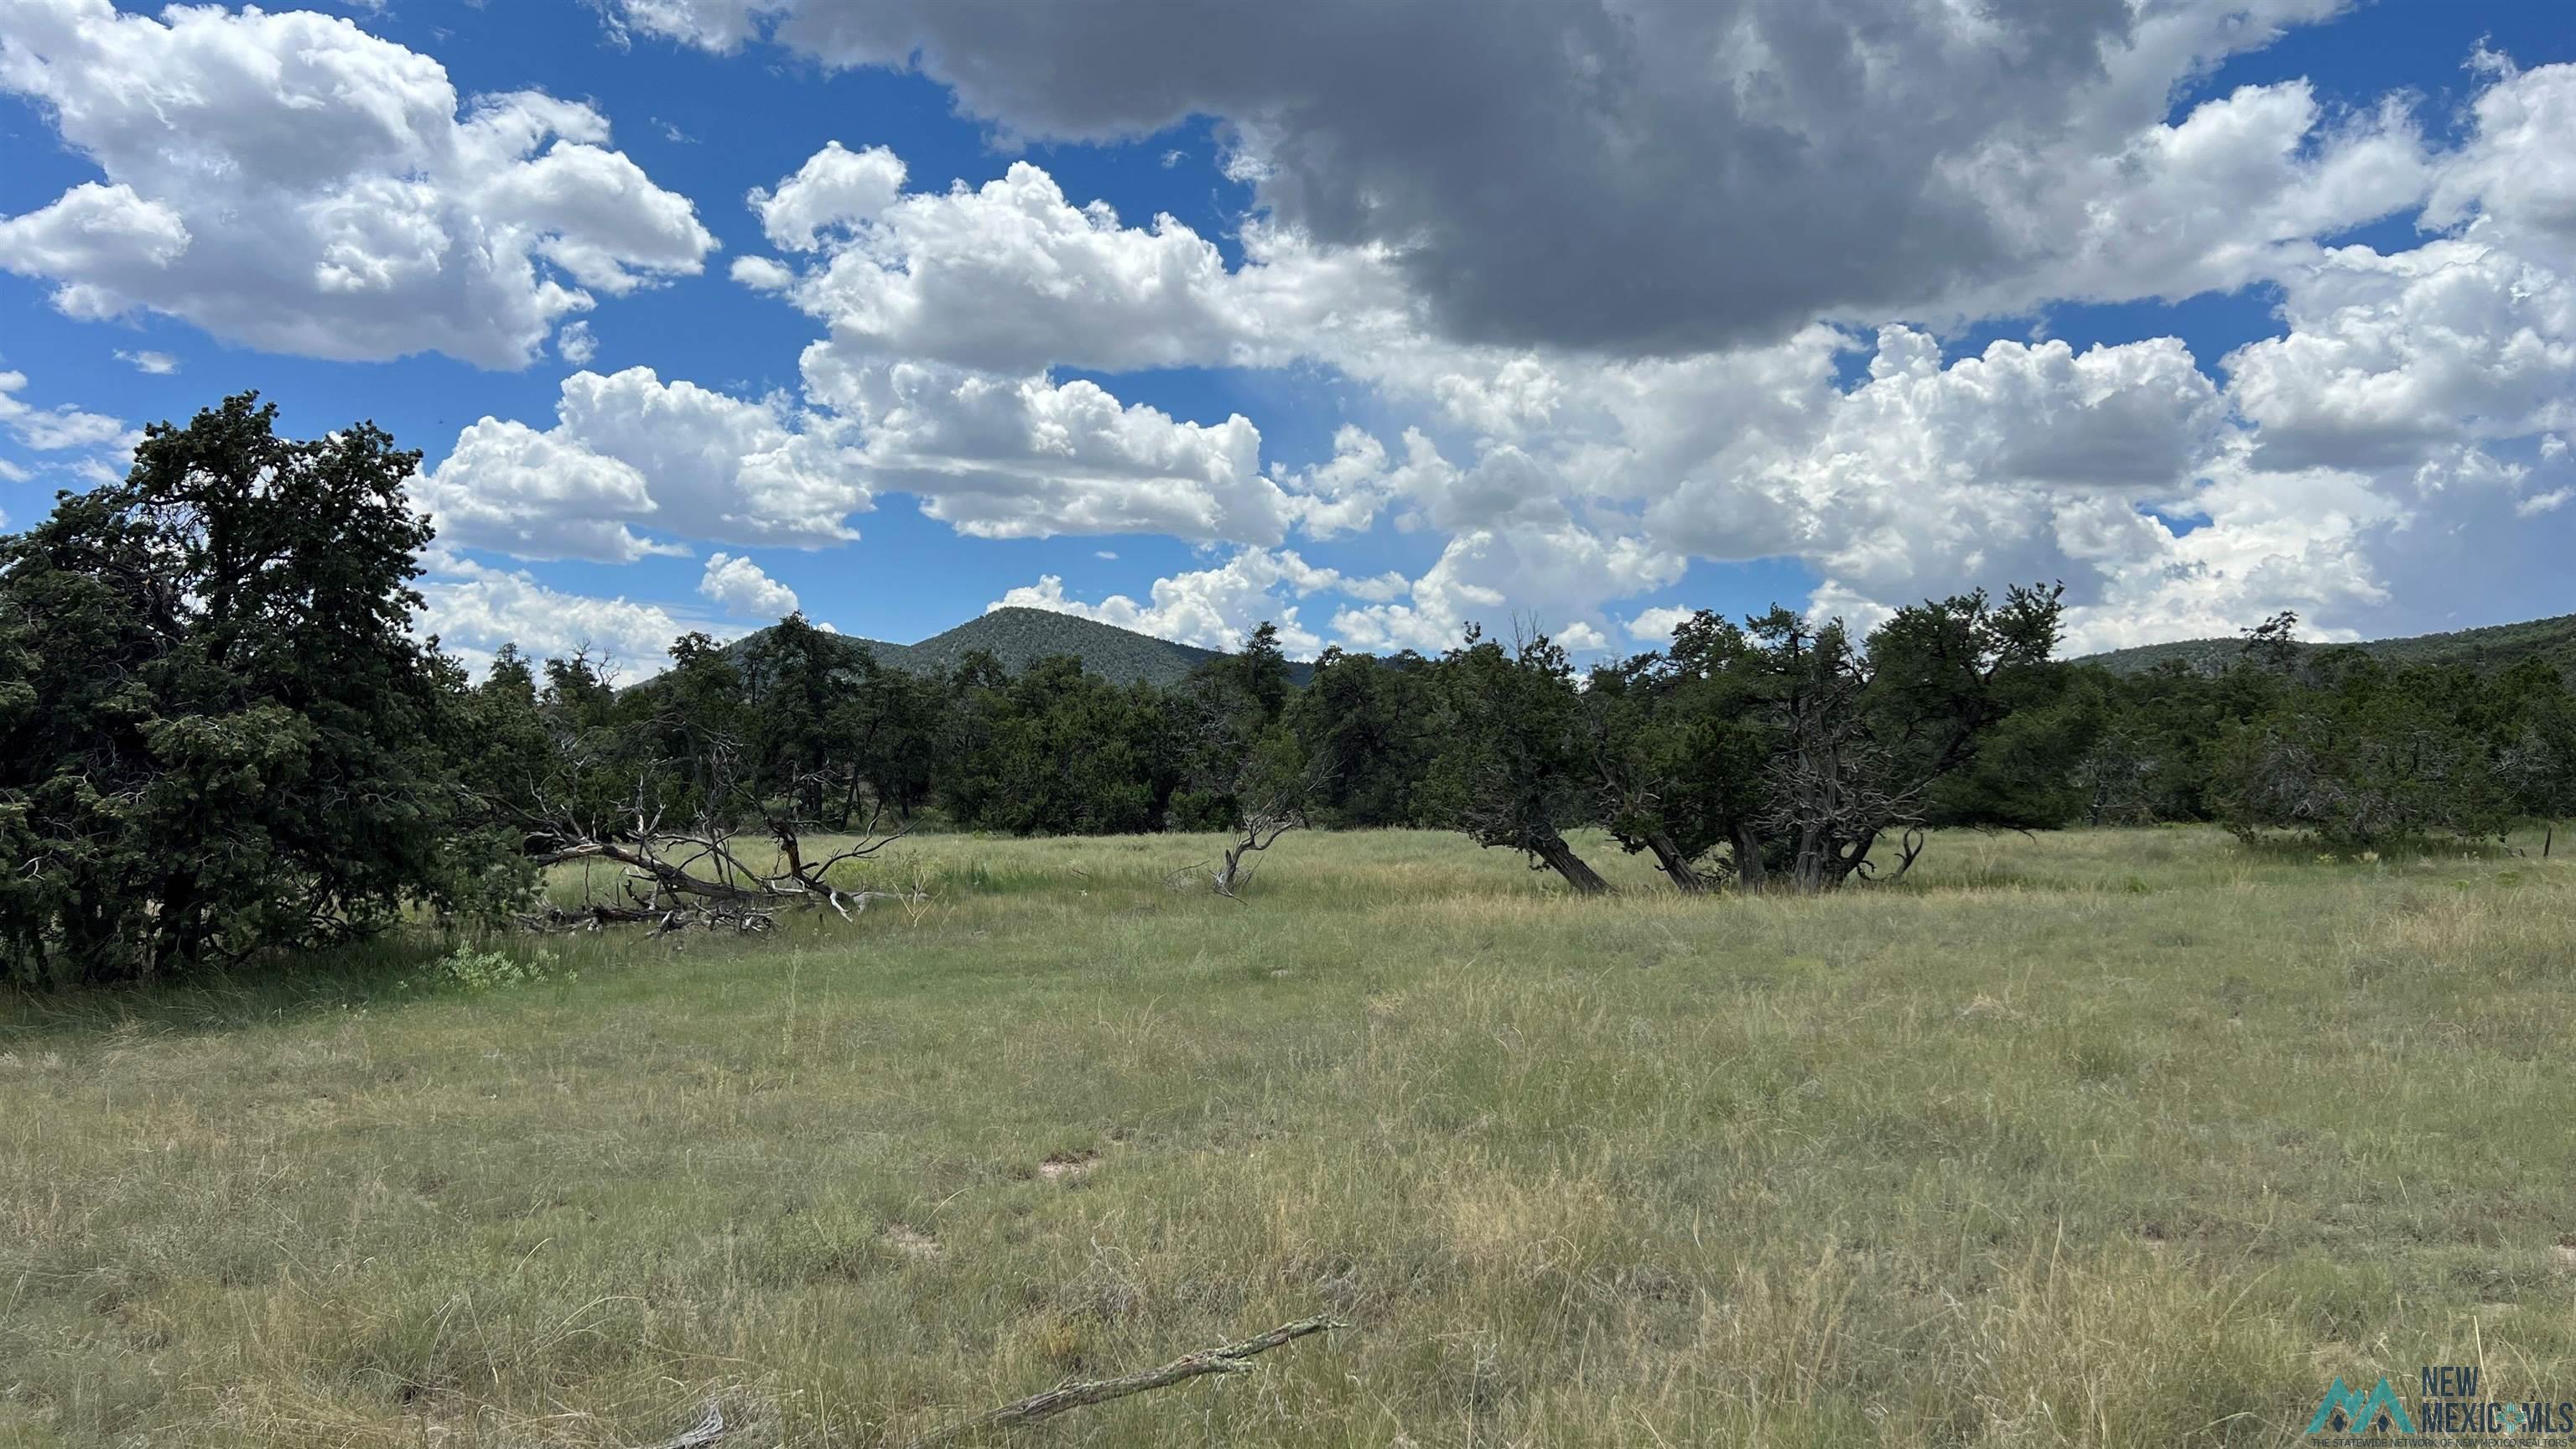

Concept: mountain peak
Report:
left=735, top=607, right=1306, bottom=688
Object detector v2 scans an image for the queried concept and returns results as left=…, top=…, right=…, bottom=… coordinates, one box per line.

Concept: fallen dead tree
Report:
left=516, top=751, right=909, bottom=935
left=522, top=813, right=908, bottom=935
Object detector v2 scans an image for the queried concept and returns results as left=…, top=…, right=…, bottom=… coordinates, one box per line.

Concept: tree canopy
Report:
left=0, top=395, right=501, bottom=984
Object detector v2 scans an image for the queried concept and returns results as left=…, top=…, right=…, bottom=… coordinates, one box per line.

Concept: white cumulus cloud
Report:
left=416, top=553, right=719, bottom=680
left=418, top=366, right=871, bottom=561
left=990, top=547, right=1405, bottom=656
left=699, top=551, right=800, bottom=618
left=0, top=368, right=127, bottom=451
left=0, top=0, right=715, bottom=368
left=804, top=351, right=1291, bottom=544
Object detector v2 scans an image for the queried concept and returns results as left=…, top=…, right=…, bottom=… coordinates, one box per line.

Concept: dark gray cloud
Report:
left=667, top=0, right=2266, bottom=354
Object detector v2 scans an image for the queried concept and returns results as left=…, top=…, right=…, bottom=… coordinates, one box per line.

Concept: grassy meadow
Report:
left=5, top=825, right=2575, bottom=1446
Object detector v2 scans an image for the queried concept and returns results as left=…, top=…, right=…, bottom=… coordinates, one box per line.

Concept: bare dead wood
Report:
left=647, top=1401, right=729, bottom=1449
left=1204, top=745, right=1334, bottom=901
left=1856, top=825, right=1927, bottom=886
left=905, top=1316, right=1348, bottom=1447
left=1213, top=811, right=1302, bottom=901
left=517, top=901, right=777, bottom=936
left=636, top=1317, right=1346, bottom=1449
left=520, top=778, right=907, bottom=936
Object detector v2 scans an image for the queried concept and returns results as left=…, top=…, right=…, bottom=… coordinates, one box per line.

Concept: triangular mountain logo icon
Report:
left=2307, top=1376, right=2416, bottom=1436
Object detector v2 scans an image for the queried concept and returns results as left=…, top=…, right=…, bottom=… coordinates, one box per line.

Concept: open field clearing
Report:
left=6, top=826, right=2576, bottom=1446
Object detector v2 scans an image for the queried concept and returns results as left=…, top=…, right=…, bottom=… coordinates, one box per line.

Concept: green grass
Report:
left=6, top=826, right=2576, bottom=1446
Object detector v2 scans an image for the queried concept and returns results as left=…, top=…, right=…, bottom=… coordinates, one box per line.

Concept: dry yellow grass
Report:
left=4, top=825, right=2573, bottom=1446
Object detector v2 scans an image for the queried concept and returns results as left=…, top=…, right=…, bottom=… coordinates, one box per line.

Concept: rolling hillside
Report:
left=2080, top=612, right=2576, bottom=680
left=736, top=607, right=1310, bottom=688
left=754, top=605, right=2576, bottom=689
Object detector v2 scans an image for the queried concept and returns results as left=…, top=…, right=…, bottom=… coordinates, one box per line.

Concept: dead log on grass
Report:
left=645, top=1317, right=1347, bottom=1447
left=906, top=1315, right=1348, bottom=1446
left=518, top=761, right=908, bottom=935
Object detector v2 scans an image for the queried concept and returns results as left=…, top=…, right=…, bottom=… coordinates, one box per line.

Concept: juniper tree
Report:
left=1426, top=626, right=1611, bottom=894
left=0, top=394, right=500, bottom=984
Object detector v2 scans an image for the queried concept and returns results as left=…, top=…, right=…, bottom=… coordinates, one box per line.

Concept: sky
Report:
left=1, top=0, right=2572, bottom=676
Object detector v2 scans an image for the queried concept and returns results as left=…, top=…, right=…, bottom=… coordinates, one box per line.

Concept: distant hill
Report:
left=724, top=606, right=2576, bottom=689
left=735, top=607, right=1311, bottom=688
left=2080, top=612, right=2576, bottom=682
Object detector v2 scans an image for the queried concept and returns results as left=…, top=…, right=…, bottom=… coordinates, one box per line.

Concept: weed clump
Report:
left=403, top=943, right=572, bottom=994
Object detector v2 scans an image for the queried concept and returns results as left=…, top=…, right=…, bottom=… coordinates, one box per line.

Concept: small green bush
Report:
left=403, top=943, right=570, bottom=994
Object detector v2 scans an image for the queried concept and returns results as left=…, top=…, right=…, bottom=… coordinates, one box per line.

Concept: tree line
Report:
left=6, top=397, right=2573, bottom=984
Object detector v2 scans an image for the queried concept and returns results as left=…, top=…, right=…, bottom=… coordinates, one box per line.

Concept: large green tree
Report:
left=1426, top=627, right=1612, bottom=893
left=1571, top=585, right=2070, bottom=892
left=2216, top=655, right=2527, bottom=848
left=0, top=394, right=499, bottom=984
left=945, top=656, right=1176, bottom=834
left=1580, top=613, right=1780, bottom=891
left=1285, top=647, right=1437, bottom=828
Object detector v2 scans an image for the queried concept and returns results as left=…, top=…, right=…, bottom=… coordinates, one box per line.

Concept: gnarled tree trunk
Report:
left=1732, top=822, right=1768, bottom=893
left=1530, top=829, right=1612, bottom=895
left=1639, top=828, right=1709, bottom=892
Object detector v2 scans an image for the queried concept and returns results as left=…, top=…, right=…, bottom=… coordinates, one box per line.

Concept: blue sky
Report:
left=3, top=0, right=2572, bottom=672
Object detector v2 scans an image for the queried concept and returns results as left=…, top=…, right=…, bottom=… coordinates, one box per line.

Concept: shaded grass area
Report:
left=5, top=826, right=2575, bottom=1446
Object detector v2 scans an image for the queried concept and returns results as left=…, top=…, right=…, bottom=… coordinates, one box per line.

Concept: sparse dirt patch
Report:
left=883, top=1224, right=943, bottom=1261
left=1038, top=1150, right=1100, bottom=1182
left=1955, top=993, right=2028, bottom=1024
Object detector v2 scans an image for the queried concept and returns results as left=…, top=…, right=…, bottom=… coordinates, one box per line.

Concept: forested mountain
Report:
left=2083, top=613, right=2576, bottom=681
left=735, top=606, right=1312, bottom=688
left=820, top=607, right=2576, bottom=693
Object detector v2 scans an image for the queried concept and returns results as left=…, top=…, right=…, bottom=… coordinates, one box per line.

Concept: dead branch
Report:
left=1211, top=749, right=1333, bottom=901
left=522, top=767, right=906, bottom=935
left=516, top=901, right=777, bottom=936
left=906, top=1316, right=1347, bottom=1447
left=1213, top=811, right=1302, bottom=901
left=1856, top=824, right=1927, bottom=885
left=647, top=1401, right=729, bottom=1449
left=636, top=1317, right=1346, bottom=1449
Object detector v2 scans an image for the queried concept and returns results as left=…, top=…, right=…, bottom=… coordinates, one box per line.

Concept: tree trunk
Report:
left=158, top=874, right=205, bottom=977
left=1642, top=829, right=1708, bottom=893
left=1530, top=830, right=1612, bottom=895
left=1732, top=822, right=1768, bottom=893
left=1834, top=828, right=1880, bottom=889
